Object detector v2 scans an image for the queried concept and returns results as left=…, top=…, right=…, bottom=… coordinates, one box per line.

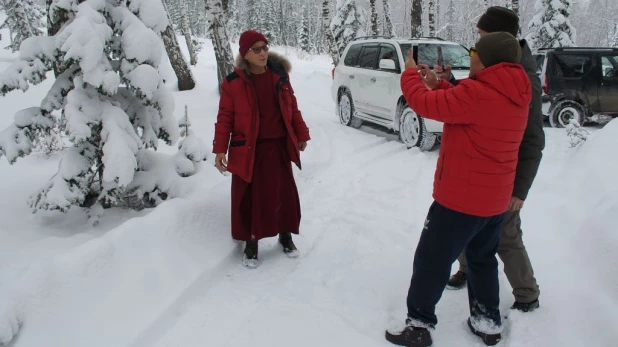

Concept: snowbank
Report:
left=0, top=163, right=234, bottom=346
left=559, top=119, right=618, bottom=295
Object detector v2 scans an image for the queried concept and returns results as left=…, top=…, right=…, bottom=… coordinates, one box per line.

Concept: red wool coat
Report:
left=401, top=63, right=532, bottom=217
left=213, top=52, right=311, bottom=182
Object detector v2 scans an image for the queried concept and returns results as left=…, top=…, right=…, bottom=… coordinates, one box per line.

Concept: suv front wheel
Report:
left=338, top=90, right=363, bottom=129
left=399, top=106, right=436, bottom=151
left=549, top=100, right=586, bottom=128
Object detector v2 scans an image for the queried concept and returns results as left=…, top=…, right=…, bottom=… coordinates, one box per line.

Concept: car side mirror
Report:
left=379, top=59, right=397, bottom=71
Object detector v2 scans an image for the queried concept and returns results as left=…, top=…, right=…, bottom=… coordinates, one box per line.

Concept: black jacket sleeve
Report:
left=512, top=41, right=545, bottom=200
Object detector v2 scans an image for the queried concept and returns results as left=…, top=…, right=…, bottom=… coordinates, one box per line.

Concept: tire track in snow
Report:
left=129, top=122, right=414, bottom=347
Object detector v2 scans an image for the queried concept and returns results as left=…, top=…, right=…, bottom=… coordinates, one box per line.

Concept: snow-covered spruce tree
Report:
left=330, top=0, right=365, bottom=56
left=298, top=7, right=310, bottom=52
left=174, top=105, right=208, bottom=178
left=612, top=24, right=618, bottom=48
left=0, top=0, right=204, bottom=218
left=527, top=0, right=576, bottom=50
left=262, top=0, right=278, bottom=44
left=1, top=0, right=45, bottom=52
left=566, top=118, right=589, bottom=149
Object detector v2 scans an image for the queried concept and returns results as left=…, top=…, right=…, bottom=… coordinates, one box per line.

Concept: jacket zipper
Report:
left=247, top=78, right=259, bottom=178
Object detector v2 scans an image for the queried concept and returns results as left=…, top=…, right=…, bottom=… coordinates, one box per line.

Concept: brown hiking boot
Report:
left=511, top=299, right=539, bottom=312
left=446, top=270, right=467, bottom=290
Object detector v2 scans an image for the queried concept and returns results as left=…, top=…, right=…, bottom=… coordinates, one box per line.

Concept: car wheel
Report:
left=399, top=106, right=436, bottom=151
left=338, top=90, right=362, bottom=129
left=549, top=100, right=586, bottom=128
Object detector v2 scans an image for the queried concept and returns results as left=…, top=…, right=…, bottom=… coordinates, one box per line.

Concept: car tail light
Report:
left=331, top=67, right=335, bottom=80
left=543, top=75, right=548, bottom=94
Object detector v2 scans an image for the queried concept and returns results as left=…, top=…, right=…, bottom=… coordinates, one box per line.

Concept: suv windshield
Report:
left=400, top=43, right=470, bottom=69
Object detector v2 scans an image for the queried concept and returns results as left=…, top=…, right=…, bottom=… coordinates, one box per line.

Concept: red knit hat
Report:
left=239, top=30, right=268, bottom=57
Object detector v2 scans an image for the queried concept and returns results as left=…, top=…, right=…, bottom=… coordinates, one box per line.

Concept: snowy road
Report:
left=1, top=45, right=617, bottom=347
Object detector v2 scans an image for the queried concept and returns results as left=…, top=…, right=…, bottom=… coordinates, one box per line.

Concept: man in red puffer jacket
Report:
left=385, top=32, right=531, bottom=347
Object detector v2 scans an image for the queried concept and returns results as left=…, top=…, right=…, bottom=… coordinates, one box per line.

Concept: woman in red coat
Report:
left=213, top=30, right=310, bottom=269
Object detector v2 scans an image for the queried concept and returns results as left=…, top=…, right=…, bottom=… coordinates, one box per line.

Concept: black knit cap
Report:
left=477, top=6, right=519, bottom=36
left=474, top=32, right=522, bottom=68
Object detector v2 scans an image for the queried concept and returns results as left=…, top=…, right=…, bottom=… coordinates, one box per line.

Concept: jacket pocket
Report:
left=227, top=144, right=248, bottom=176
left=229, top=139, right=246, bottom=147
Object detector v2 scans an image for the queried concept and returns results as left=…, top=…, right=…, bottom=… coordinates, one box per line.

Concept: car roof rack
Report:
left=408, top=36, right=445, bottom=41
left=538, top=47, right=618, bottom=52
left=352, top=35, right=395, bottom=41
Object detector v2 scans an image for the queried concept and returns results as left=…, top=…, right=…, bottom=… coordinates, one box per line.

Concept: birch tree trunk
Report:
left=411, top=0, right=423, bottom=38
left=162, top=23, right=196, bottom=90
left=428, top=0, right=435, bottom=37
left=180, top=0, right=198, bottom=65
left=222, top=0, right=229, bottom=18
left=205, top=0, right=235, bottom=92
left=382, top=0, right=393, bottom=37
left=512, top=0, right=519, bottom=15
left=369, top=0, right=378, bottom=36
left=322, top=0, right=339, bottom=66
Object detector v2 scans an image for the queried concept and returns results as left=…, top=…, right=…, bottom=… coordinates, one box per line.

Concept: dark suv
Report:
left=534, top=47, right=618, bottom=128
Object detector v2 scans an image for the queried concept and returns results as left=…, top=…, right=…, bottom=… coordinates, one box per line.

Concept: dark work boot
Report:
left=242, top=240, right=258, bottom=269
left=511, top=299, right=539, bottom=313
left=446, top=271, right=467, bottom=290
left=279, top=232, right=299, bottom=258
left=467, top=318, right=501, bottom=346
left=385, top=323, right=433, bottom=347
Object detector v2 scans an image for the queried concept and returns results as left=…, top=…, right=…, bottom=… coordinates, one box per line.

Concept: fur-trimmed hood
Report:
left=234, top=51, right=292, bottom=77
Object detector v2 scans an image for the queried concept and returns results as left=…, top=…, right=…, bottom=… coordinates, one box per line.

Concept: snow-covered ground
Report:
left=1, top=34, right=617, bottom=346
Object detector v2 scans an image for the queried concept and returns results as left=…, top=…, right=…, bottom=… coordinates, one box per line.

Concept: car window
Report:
left=344, top=44, right=363, bottom=67
left=534, top=55, right=545, bottom=75
left=358, top=45, right=380, bottom=69
left=601, top=55, right=618, bottom=79
left=417, top=44, right=470, bottom=69
left=378, top=45, right=400, bottom=71
left=551, top=54, right=594, bottom=78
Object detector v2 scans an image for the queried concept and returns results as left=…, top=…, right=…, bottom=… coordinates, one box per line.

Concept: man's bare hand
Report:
left=508, top=196, right=524, bottom=211
left=405, top=51, right=417, bottom=70
left=215, top=153, right=227, bottom=172
left=434, top=64, right=452, bottom=81
left=418, top=64, right=439, bottom=89
left=299, top=141, right=308, bottom=151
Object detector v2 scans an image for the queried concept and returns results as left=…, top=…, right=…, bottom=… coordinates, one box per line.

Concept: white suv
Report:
left=331, top=36, right=470, bottom=151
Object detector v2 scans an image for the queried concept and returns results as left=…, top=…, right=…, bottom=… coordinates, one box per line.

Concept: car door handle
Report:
left=370, top=77, right=376, bottom=83
left=349, top=75, right=355, bottom=79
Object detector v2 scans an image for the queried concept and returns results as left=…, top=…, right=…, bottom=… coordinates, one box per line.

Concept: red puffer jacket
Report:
left=401, top=63, right=531, bottom=217
left=212, top=52, right=310, bottom=182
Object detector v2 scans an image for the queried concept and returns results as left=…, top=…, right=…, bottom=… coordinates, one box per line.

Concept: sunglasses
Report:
left=469, top=47, right=477, bottom=57
left=248, top=44, right=269, bottom=54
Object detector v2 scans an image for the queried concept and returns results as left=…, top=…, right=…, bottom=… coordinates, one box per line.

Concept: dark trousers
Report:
left=406, top=201, right=505, bottom=332
left=458, top=210, right=540, bottom=303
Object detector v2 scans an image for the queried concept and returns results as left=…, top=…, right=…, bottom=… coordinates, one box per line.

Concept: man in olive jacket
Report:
left=437, top=6, right=545, bottom=312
